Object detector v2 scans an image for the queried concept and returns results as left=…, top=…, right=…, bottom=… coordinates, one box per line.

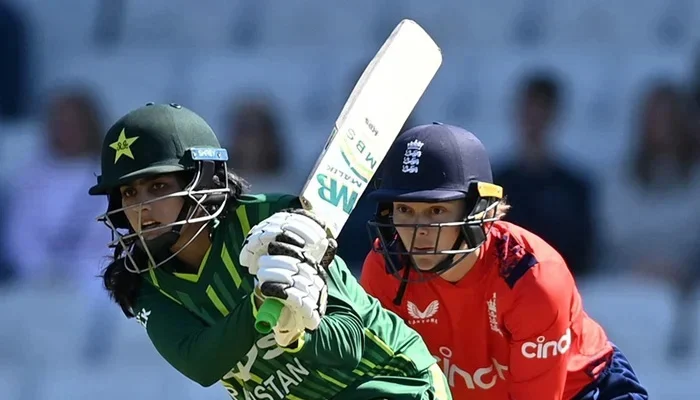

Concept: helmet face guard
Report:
left=367, top=181, right=503, bottom=282
left=97, top=148, right=231, bottom=273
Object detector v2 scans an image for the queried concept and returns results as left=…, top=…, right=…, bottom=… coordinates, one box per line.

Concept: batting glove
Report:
left=240, top=209, right=337, bottom=276
left=253, top=285, right=307, bottom=347
left=254, top=247, right=329, bottom=331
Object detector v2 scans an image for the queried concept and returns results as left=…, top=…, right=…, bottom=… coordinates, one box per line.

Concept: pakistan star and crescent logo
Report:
left=109, top=128, right=139, bottom=163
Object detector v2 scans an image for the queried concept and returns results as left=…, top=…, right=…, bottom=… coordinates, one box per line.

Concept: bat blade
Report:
left=254, top=20, right=442, bottom=334
left=300, top=19, right=443, bottom=238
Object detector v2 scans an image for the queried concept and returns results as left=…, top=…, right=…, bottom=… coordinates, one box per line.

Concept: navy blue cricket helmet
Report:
left=367, top=122, right=504, bottom=287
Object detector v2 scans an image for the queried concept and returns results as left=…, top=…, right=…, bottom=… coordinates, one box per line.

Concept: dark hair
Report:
left=100, top=169, right=248, bottom=317
left=518, top=71, right=561, bottom=112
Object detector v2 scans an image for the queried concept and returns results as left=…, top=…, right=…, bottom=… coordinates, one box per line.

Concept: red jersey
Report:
left=360, top=221, right=613, bottom=400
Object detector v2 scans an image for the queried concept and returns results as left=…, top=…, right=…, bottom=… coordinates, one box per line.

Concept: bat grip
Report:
left=255, top=298, right=285, bottom=334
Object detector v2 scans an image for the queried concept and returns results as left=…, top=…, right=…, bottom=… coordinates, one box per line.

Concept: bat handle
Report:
left=255, top=298, right=285, bottom=334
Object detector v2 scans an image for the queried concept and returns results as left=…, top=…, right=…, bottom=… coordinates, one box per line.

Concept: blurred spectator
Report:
left=0, top=85, right=115, bottom=362
left=600, top=81, right=700, bottom=361
left=493, top=71, right=597, bottom=279
left=223, top=94, right=299, bottom=193
left=0, top=1, right=29, bottom=119
left=2, top=86, right=109, bottom=285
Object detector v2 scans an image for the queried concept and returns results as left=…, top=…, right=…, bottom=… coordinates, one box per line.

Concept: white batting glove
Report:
left=252, top=286, right=306, bottom=347
left=255, top=253, right=328, bottom=331
left=272, top=304, right=305, bottom=347
left=240, top=209, right=336, bottom=276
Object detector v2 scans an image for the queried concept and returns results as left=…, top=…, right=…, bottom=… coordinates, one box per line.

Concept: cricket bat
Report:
left=254, top=19, right=443, bottom=334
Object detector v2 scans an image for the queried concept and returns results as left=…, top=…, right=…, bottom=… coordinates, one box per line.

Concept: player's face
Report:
left=392, top=200, right=466, bottom=270
left=120, top=174, right=185, bottom=240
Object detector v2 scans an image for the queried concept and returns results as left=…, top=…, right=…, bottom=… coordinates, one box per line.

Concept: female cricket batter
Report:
left=88, top=103, right=450, bottom=400
left=355, top=123, right=649, bottom=400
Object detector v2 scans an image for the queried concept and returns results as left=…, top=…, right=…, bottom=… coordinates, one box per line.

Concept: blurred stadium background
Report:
left=0, top=0, right=699, bottom=398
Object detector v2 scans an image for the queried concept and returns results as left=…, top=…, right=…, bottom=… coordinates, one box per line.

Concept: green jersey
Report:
left=133, top=193, right=436, bottom=400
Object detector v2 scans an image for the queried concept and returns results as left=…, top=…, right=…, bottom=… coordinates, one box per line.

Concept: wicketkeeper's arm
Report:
left=504, top=260, right=571, bottom=399
left=134, top=282, right=258, bottom=387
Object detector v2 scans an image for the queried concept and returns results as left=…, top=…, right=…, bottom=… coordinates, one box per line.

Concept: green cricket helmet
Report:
left=89, top=102, right=231, bottom=273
